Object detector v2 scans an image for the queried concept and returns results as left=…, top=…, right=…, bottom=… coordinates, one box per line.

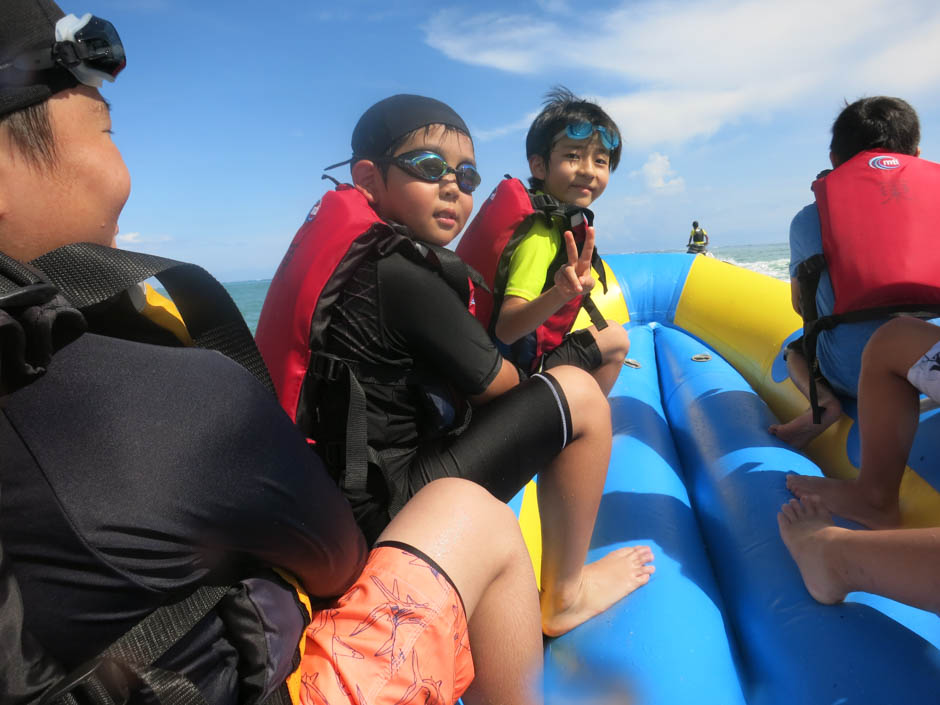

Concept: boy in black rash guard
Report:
left=306, top=95, right=655, bottom=637
left=0, top=3, right=544, bottom=703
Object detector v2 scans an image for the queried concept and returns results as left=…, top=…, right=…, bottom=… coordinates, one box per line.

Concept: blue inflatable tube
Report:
left=545, top=324, right=746, bottom=705
left=521, top=253, right=940, bottom=705
left=657, top=324, right=940, bottom=705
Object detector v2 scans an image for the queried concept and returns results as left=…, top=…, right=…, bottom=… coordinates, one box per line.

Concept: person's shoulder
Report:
left=518, top=216, right=563, bottom=252
left=790, top=202, right=820, bottom=238
left=379, top=249, right=431, bottom=278
left=377, top=250, right=455, bottom=297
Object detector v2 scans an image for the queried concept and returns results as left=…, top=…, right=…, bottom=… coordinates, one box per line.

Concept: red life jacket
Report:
left=456, top=177, right=607, bottom=372
left=797, top=150, right=940, bottom=421
left=255, top=185, right=481, bottom=504
left=812, top=150, right=940, bottom=314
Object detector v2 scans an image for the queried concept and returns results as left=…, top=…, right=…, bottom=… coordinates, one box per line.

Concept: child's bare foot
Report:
left=786, top=474, right=901, bottom=529
left=541, top=545, right=654, bottom=638
left=777, top=495, right=848, bottom=604
left=769, top=403, right=841, bottom=449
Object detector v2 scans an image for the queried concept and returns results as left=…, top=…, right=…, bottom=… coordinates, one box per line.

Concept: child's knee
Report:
left=548, top=365, right=607, bottom=417
left=434, top=480, right=522, bottom=549
left=597, top=322, right=629, bottom=360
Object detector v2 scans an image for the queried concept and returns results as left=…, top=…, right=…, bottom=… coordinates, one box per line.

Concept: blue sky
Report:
left=86, top=0, right=940, bottom=281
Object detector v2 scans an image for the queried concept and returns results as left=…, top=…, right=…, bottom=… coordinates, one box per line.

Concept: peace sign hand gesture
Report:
left=553, top=226, right=596, bottom=300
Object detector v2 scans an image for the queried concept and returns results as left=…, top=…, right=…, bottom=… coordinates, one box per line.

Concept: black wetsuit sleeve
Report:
left=377, top=255, right=502, bottom=395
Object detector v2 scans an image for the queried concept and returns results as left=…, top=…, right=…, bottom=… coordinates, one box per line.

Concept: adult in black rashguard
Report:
left=0, top=4, right=548, bottom=703
left=0, top=332, right=366, bottom=703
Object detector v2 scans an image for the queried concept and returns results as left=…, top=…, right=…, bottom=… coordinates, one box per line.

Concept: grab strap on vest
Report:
left=307, top=351, right=382, bottom=497
left=30, top=243, right=273, bottom=393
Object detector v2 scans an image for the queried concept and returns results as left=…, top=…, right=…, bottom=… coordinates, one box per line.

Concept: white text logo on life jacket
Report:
left=305, top=200, right=322, bottom=222
left=869, top=155, right=901, bottom=170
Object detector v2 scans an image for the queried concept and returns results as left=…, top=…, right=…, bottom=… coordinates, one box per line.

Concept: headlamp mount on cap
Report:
left=0, top=13, right=125, bottom=89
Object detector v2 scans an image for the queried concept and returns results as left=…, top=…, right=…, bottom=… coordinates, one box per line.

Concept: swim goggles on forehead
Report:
left=554, top=122, right=620, bottom=151
left=378, top=150, right=482, bottom=194
left=0, top=14, right=125, bottom=88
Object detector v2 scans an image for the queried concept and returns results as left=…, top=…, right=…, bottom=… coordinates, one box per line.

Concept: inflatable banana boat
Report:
left=512, top=253, right=940, bottom=705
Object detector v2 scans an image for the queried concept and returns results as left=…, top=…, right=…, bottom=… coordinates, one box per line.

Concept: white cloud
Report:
left=634, top=153, right=685, bottom=194
left=423, top=11, right=563, bottom=73
left=116, top=232, right=172, bottom=246
left=425, top=0, right=940, bottom=147
left=857, top=15, right=940, bottom=91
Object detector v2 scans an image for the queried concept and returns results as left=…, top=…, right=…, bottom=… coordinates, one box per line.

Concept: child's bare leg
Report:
left=787, top=318, right=939, bottom=528
left=379, top=478, right=543, bottom=705
left=536, top=365, right=654, bottom=637
left=778, top=495, right=940, bottom=612
left=769, top=348, right=842, bottom=449
left=588, top=322, right=630, bottom=397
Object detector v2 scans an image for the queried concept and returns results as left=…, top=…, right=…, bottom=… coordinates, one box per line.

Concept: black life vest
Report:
left=255, top=185, right=486, bottom=513
left=455, top=177, right=607, bottom=372
left=0, top=247, right=300, bottom=705
left=797, top=150, right=940, bottom=420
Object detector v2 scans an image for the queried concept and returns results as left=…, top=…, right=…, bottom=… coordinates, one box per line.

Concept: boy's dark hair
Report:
left=830, top=96, right=920, bottom=163
left=525, top=86, right=622, bottom=191
left=0, top=101, right=56, bottom=168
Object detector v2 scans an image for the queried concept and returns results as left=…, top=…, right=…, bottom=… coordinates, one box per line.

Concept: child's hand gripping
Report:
left=553, top=226, right=596, bottom=301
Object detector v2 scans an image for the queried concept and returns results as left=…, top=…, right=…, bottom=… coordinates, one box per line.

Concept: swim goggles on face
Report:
left=1, top=14, right=125, bottom=88
left=380, top=150, right=482, bottom=194
left=555, top=122, right=620, bottom=150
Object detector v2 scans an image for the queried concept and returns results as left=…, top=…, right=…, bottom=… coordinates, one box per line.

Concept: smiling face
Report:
left=530, top=135, right=610, bottom=208
left=360, top=124, right=475, bottom=247
left=0, top=85, right=131, bottom=261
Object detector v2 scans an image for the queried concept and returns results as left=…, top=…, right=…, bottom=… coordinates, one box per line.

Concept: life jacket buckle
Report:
left=39, top=657, right=129, bottom=705
left=0, top=282, right=59, bottom=309
left=308, top=352, right=344, bottom=382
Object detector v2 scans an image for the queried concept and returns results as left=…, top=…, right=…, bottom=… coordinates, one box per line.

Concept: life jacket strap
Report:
left=30, top=243, right=274, bottom=394
left=40, top=586, right=230, bottom=705
left=794, top=254, right=828, bottom=423
left=582, top=294, right=608, bottom=331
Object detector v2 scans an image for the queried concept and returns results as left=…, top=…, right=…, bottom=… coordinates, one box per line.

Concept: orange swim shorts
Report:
left=294, top=541, right=474, bottom=705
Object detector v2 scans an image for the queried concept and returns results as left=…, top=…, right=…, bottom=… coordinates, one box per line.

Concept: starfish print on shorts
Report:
left=392, top=649, right=445, bottom=705
left=350, top=575, right=432, bottom=671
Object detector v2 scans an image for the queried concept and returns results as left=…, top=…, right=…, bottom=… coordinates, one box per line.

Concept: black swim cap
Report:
left=350, top=94, right=470, bottom=160
left=0, top=0, right=79, bottom=119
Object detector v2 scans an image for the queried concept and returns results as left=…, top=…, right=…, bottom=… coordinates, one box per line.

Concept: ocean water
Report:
left=224, top=243, right=791, bottom=333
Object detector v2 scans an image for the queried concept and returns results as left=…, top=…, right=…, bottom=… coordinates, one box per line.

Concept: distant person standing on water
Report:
left=687, top=221, right=708, bottom=253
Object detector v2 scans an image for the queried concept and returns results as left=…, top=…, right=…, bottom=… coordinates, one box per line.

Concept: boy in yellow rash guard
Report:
left=495, top=87, right=630, bottom=396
